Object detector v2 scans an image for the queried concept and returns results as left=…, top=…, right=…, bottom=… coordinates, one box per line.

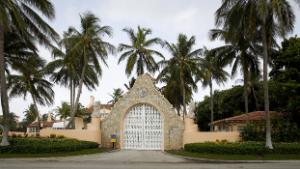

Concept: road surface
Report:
left=1, top=150, right=300, bottom=169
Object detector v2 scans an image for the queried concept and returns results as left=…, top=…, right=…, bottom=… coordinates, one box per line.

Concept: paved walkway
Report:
left=1, top=150, right=300, bottom=169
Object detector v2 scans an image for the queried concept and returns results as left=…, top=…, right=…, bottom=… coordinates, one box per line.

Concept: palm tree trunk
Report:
left=0, top=23, right=10, bottom=146
left=262, top=22, right=273, bottom=149
left=209, top=80, right=214, bottom=131
left=243, top=67, right=249, bottom=114
left=180, top=65, right=187, bottom=121
left=67, top=50, right=87, bottom=129
left=31, top=94, right=40, bottom=132
left=252, top=87, right=259, bottom=111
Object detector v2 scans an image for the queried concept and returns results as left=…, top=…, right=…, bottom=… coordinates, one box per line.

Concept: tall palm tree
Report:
left=108, top=88, right=124, bottom=105
left=61, top=12, right=114, bottom=128
left=47, top=30, right=99, bottom=113
left=209, top=27, right=260, bottom=115
left=159, top=34, right=202, bottom=119
left=118, top=26, right=164, bottom=76
left=216, top=0, right=295, bottom=149
left=0, top=0, right=58, bottom=146
left=8, top=56, right=54, bottom=130
left=199, top=48, right=228, bottom=131
left=158, top=67, right=193, bottom=116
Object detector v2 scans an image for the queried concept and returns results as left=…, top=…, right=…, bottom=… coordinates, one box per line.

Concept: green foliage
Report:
left=118, top=26, right=164, bottom=76
left=108, top=88, right=124, bottom=104
left=241, top=120, right=300, bottom=142
left=56, top=102, right=89, bottom=119
left=0, top=137, right=98, bottom=154
left=185, top=142, right=300, bottom=155
left=0, top=113, right=18, bottom=131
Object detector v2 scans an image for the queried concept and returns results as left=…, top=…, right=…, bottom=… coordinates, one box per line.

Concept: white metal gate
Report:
left=123, top=104, right=163, bottom=150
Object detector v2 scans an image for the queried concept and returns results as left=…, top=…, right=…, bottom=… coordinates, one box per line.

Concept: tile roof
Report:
left=211, top=111, right=282, bottom=125
left=28, top=121, right=54, bottom=128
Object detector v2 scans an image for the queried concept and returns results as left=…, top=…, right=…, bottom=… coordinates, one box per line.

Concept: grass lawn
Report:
left=168, top=150, right=300, bottom=160
left=0, top=148, right=108, bottom=158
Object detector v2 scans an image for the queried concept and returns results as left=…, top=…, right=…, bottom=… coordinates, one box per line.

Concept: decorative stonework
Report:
left=100, top=74, right=184, bottom=150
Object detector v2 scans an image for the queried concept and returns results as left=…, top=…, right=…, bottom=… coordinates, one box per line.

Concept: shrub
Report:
left=241, top=121, right=300, bottom=142
left=50, top=134, right=56, bottom=138
left=184, top=142, right=300, bottom=155
left=11, top=134, right=17, bottom=138
left=57, top=135, right=65, bottom=139
left=0, top=137, right=99, bottom=154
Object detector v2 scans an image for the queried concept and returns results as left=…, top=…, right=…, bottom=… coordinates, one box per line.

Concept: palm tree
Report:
left=199, top=48, right=228, bottom=131
left=61, top=12, right=114, bottom=128
left=108, top=88, right=124, bottom=105
left=209, top=27, right=260, bottom=115
left=23, top=104, right=38, bottom=126
left=118, top=26, right=164, bottom=76
left=158, top=67, right=193, bottom=116
left=8, top=56, right=54, bottom=130
left=47, top=29, right=99, bottom=113
left=216, top=0, right=295, bottom=149
left=0, top=0, right=58, bottom=146
left=159, top=34, right=202, bottom=119
left=55, top=102, right=88, bottom=120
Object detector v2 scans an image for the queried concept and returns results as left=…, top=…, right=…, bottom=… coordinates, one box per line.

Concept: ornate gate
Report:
left=123, top=104, right=163, bottom=150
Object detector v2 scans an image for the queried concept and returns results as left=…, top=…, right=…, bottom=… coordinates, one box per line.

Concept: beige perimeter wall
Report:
left=183, top=118, right=240, bottom=145
left=40, top=129, right=101, bottom=144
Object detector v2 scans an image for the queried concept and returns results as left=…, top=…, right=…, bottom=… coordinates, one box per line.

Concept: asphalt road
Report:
left=1, top=150, right=300, bottom=169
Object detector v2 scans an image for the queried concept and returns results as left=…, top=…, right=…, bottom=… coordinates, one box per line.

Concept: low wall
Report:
left=40, top=128, right=101, bottom=144
left=8, top=131, right=26, bottom=136
left=183, top=118, right=240, bottom=145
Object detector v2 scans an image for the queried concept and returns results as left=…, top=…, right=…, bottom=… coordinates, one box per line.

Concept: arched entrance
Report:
left=123, top=104, right=163, bottom=150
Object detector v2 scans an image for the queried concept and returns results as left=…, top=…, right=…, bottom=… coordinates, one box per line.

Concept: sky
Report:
left=1, top=0, right=300, bottom=120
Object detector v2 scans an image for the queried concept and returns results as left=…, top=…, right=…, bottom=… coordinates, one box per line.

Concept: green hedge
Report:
left=0, top=137, right=98, bottom=154
left=184, top=142, right=300, bottom=155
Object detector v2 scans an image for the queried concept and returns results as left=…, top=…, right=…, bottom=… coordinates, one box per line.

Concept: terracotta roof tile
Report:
left=211, top=111, right=282, bottom=125
left=28, top=121, right=54, bottom=128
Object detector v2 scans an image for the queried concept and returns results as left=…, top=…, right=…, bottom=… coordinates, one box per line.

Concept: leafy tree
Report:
left=61, top=12, right=114, bottom=128
left=215, top=0, right=295, bottom=149
left=0, top=0, right=58, bottom=146
left=0, top=113, right=18, bottom=131
left=270, top=36, right=300, bottom=127
left=108, top=88, right=124, bottom=105
left=199, top=48, right=228, bottom=131
left=159, top=34, right=201, bottom=118
left=118, top=26, right=164, bottom=76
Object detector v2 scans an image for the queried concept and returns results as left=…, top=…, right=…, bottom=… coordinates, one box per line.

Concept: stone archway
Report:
left=100, top=74, right=184, bottom=150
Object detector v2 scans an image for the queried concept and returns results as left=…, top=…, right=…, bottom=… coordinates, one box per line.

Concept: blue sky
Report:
left=2, top=0, right=300, bottom=119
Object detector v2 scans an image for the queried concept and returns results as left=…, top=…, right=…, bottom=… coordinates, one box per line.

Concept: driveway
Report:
left=1, top=150, right=300, bottom=169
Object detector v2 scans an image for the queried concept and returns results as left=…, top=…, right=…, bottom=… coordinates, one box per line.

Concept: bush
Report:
left=184, top=142, right=300, bottom=155
left=57, top=135, right=65, bottom=139
left=241, top=120, right=300, bottom=142
left=0, top=137, right=99, bottom=154
left=50, top=134, right=56, bottom=138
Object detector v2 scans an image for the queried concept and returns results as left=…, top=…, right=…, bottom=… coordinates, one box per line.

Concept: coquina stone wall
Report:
left=100, top=74, right=184, bottom=150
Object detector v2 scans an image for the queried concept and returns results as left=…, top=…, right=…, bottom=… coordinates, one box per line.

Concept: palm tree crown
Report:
left=118, top=26, right=164, bottom=76
left=159, top=34, right=202, bottom=118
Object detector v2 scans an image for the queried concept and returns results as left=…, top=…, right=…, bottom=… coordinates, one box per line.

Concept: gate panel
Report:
left=123, top=104, right=163, bottom=150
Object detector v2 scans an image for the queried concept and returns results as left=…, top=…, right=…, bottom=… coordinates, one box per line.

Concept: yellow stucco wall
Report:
left=183, top=118, right=240, bottom=145
left=40, top=128, right=101, bottom=144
